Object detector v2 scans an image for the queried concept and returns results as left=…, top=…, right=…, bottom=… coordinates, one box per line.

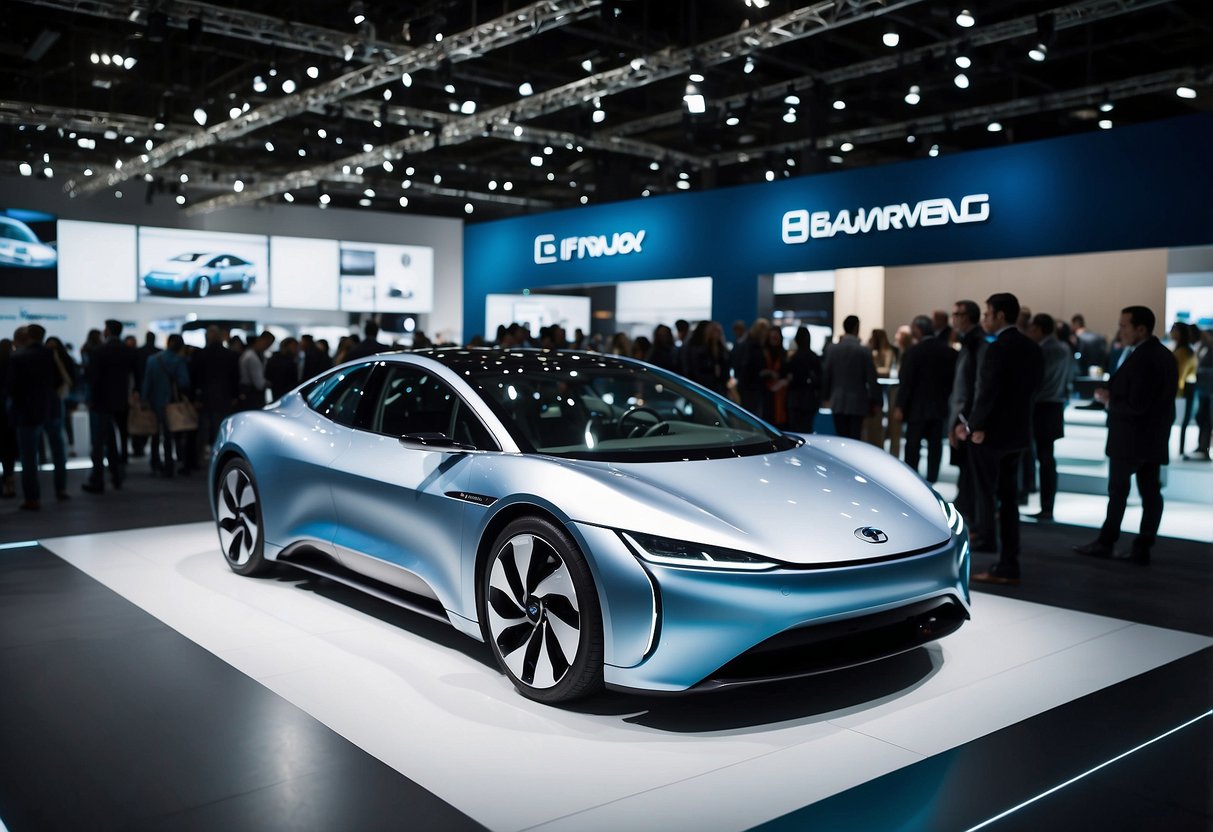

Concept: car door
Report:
left=328, top=361, right=493, bottom=612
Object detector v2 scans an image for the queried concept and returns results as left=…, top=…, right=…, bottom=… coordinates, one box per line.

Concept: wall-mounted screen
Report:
left=138, top=226, right=269, bottom=306
left=0, top=209, right=58, bottom=298
left=269, top=236, right=340, bottom=310
left=338, top=241, right=433, bottom=313
left=485, top=293, right=591, bottom=340
left=57, top=220, right=137, bottom=302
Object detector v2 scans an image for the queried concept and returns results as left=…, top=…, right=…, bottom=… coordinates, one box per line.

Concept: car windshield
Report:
left=170, top=252, right=208, bottom=262
left=0, top=220, right=38, bottom=243
left=463, top=352, right=797, bottom=462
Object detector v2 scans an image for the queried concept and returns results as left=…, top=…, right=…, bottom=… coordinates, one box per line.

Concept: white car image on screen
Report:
left=143, top=252, right=256, bottom=297
left=0, top=216, right=57, bottom=269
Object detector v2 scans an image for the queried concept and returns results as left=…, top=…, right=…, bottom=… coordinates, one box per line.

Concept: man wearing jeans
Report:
left=1074, top=306, right=1177, bottom=565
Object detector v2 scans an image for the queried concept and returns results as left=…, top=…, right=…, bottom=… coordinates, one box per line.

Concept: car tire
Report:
left=215, top=458, right=270, bottom=576
left=195, top=276, right=211, bottom=298
left=481, top=516, right=604, bottom=703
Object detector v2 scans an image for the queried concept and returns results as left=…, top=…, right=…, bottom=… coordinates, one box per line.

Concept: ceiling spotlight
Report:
left=113, top=53, right=123, bottom=64
left=19, top=162, right=32, bottom=176
left=956, top=9, right=975, bottom=27
left=745, top=0, right=770, bottom=7
left=298, top=147, right=306, bottom=156
left=124, top=57, right=136, bottom=70
left=175, top=194, right=185, bottom=205
left=840, top=141, right=854, bottom=151
left=905, top=85, right=921, bottom=105
left=592, top=108, right=606, bottom=123
left=882, top=29, right=899, bottom=48
left=1099, top=101, right=1114, bottom=112
left=675, top=182, right=690, bottom=191
left=782, top=109, right=797, bottom=123
left=101, top=53, right=111, bottom=65
left=354, top=14, right=365, bottom=25
left=306, top=66, right=319, bottom=79
left=233, top=179, right=244, bottom=192
left=253, top=75, right=267, bottom=93
left=543, top=146, right=553, bottom=155
left=954, top=73, right=970, bottom=89
left=765, top=170, right=775, bottom=182
left=726, top=115, right=740, bottom=126
left=229, top=106, right=241, bottom=119
left=283, top=192, right=294, bottom=203
left=179, top=173, right=188, bottom=183
left=929, top=144, right=940, bottom=157
left=401, top=72, right=412, bottom=87
left=832, top=99, right=846, bottom=110
left=144, top=138, right=153, bottom=150
left=433, top=173, right=441, bottom=184
left=689, top=72, right=705, bottom=83
left=743, top=56, right=756, bottom=74
left=503, top=181, right=513, bottom=191
left=581, top=58, right=592, bottom=72
left=1098, top=119, right=1113, bottom=129
left=364, top=188, right=375, bottom=198
left=460, top=100, right=476, bottom=114
left=488, top=180, right=498, bottom=190
left=90, top=52, right=100, bottom=64
left=512, top=124, right=524, bottom=138
left=683, top=82, right=706, bottom=114
left=785, top=94, right=800, bottom=105
left=518, top=81, right=533, bottom=96
left=84, top=168, right=93, bottom=176
left=383, top=89, right=392, bottom=101
left=530, top=155, right=543, bottom=166
left=399, top=196, right=409, bottom=207
left=1028, top=44, right=1047, bottom=62
left=464, top=203, right=474, bottom=214
left=906, top=135, right=916, bottom=143
left=987, top=121, right=1002, bottom=132
left=955, top=55, right=971, bottom=69
left=282, top=79, right=296, bottom=94
left=1176, top=86, right=1197, bottom=99
left=382, top=159, right=393, bottom=172
left=358, top=198, right=371, bottom=207
left=265, top=140, right=274, bottom=152
left=342, top=43, right=354, bottom=61
left=193, top=107, right=208, bottom=125
left=319, top=193, right=331, bottom=205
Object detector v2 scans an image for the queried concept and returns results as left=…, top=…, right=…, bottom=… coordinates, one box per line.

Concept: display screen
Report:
left=57, top=220, right=138, bottom=302
left=269, top=236, right=340, bottom=310
left=0, top=208, right=58, bottom=298
left=138, top=226, right=269, bottom=306
left=338, top=241, right=433, bottom=313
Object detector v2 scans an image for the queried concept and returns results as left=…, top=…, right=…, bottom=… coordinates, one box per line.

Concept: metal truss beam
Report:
left=186, top=0, right=925, bottom=212
left=602, top=0, right=1176, bottom=139
left=709, top=65, right=1213, bottom=165
left=68, top=0, right=601, bottom=195
left=16, top=0, right=416, bottom=62
left=1, top=99, right=182, bottom=138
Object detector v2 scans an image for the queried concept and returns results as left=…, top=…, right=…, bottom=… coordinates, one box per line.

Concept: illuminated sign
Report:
left=782, top=194, right=990, bottom=244
left=533, top=230, right=646, bottom=264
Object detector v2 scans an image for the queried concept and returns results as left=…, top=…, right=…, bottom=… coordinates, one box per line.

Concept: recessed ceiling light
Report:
left=955, top=55, right=971, bottom=69
left=1176, top=86, right=1197, bottom=99
left=832, top=99, right=846, bottom=110
left=954, top=73, right=970, bottom=89
left=1098, top=119, right=1113, bottom=129
left=987, top=121, right=1002, bottom=132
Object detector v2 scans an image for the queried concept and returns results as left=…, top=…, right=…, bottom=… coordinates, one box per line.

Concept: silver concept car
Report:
left=142, top=252, right=255, bottom=296
left=211, top=349, right=970, bottom=703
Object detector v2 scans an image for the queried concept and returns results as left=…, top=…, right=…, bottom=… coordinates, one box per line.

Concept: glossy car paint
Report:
left=211, top=350, right=970, bottom=693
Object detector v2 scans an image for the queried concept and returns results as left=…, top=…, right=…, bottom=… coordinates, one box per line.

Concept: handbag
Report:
left=163, top=356, right=200, bottom=433
left=128, top=403, right=158, bottom=436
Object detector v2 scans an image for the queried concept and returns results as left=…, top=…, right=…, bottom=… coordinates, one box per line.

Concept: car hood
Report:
left=557, top=438, right=949, bottom=566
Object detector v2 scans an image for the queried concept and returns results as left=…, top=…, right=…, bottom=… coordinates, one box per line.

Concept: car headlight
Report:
left=937, top=494, right=965, bottom=536
left=620, top=531, right=779, bottom=571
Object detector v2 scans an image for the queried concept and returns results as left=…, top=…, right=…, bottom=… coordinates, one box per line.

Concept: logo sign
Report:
left=534, top=230, right=646, bottom=264
left=782, top=194, right=990, bottom=245
left=854, top=526, right=889, bottom=544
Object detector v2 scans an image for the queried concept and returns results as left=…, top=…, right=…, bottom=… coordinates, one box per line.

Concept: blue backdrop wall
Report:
left=464, top=115, right=1213, bottom=340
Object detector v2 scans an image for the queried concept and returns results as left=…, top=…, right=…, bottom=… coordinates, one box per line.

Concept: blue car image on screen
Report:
left=210, top=349, right=970, bottom=703
left=142, top=251, right=256, bottom=297
left=0, top=216, right=57, bottom=268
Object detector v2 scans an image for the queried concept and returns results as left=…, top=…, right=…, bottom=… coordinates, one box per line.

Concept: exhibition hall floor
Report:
left=1, top=512, right=1210, bottom=831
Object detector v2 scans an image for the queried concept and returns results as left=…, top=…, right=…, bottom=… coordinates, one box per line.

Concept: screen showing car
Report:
left=138, top=226, right=269, bottom=306
left=0, top=209, right=58, bottom=298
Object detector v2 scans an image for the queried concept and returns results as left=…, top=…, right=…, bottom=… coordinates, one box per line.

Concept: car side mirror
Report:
left=400, top=432, right=476, bottom=452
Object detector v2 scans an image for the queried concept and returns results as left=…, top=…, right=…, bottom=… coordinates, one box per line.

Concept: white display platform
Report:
left=41, top=524, right=1212, bottom=832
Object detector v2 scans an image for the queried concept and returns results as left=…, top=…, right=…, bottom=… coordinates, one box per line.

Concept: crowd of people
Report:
left=3, top=301, right=1210, bottom=580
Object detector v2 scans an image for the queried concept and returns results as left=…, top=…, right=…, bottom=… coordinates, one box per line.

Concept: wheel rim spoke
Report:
left=532, top=562, right=574, bottom=604
left=544, top=616, right=577, bottom=675
left=519, top=625, right=544, bottom=685
left=218, top=469, right=257, bottom=566
left=502, top=535, right=532, bottom=606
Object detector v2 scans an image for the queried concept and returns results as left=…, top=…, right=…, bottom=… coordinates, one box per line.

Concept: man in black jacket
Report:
left=6, top=325, right=68, bottom=509
left=191, top=326, right=240, bottom=450
left=947, top=300, right=986, bottom=519
left=82, top=319, right=138, bottom=493
left=895, top=315, right=956, bottom=482
left=962, top=293, right=1043, bottom=585
left=1074, top=306, right=1178, bottom=565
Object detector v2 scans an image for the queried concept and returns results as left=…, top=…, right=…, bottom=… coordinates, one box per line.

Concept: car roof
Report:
left=399, top=347, right=646, bottom=376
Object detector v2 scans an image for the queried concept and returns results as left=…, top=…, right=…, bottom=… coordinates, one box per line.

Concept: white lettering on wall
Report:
left=533, top=230, right=646, bottom=264
left=782, top=194, right=990, bottom=244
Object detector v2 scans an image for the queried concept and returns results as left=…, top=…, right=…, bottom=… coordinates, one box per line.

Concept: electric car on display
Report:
left=211, top=349, right=970, bottom=703
left=0, top=216, right=57, bottom=268
left=142, top=252, right=256, bottom=296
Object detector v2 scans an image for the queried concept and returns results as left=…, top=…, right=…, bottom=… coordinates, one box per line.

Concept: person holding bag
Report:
left=141, top=334, right=192, bottom=478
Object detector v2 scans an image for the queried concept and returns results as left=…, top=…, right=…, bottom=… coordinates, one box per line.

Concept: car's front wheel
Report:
left=215, top=458, right=270, bottom=576
left=194, top=276, right=211, bottom=297
left=240, top=274, right=252, bottom=292
left=481, top=517, right=604, bottom=703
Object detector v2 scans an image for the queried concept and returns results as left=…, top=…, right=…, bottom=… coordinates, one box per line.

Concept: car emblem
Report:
left=854, top=527, right=889, bottom=544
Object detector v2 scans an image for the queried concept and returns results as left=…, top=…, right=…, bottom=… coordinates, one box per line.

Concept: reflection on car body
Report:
left=211, top=349, right=970, bottom=704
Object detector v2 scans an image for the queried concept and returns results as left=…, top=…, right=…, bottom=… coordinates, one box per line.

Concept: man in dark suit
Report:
left=1074, top=306, right=1178, bottom=564
left=191, top=326, right=240, bottom=450
left=5, top=324, right=69, bottom=509
left=962, top=293, right=1044, bottom=585
left=947, top=300, right=986, bottom=520
left=822, top=315, right=881, bottom=439
left=83, top=319, right=138, bottom=493
left=895, top=315, right=956, bottom=482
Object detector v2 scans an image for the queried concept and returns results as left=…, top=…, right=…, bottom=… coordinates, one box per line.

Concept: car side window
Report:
left=305, top=364, right=375, bottom=427
left=372, top=365, right=498, bottom=450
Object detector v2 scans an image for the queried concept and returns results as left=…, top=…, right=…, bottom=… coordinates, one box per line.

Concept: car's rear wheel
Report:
left=195, top=276, right=211, bottom=297
left=216, top=458, right=269, bottom=576
left=481, top=517, right=604, bottom=703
